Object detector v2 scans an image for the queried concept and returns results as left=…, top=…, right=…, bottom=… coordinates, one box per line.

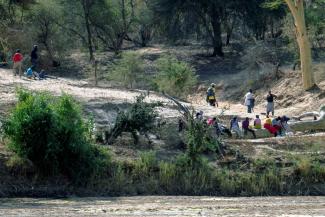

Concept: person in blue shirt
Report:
left=26, top=66, right=41, bottom=79
left=26, top=66, right=34, bottom=78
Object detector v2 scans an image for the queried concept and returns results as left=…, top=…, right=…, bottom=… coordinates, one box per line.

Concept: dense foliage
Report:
left=4, top=90, right=108, bottom=182
left=0, top=0, right=323, bottom=62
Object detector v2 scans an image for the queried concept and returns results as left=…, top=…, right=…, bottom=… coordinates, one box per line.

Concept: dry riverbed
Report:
left=0, top=196, right=325, bottom=217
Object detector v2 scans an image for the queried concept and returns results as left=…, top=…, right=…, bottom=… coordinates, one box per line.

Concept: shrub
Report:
left=108, top=94, right=160, bottom=144
left=4, top=90, right=108, bottom=181
left=154, top=55, right=198, bottom=98
left=184, top=114, right=223, bottom=164
left=108, top=52, right=144, bottom=88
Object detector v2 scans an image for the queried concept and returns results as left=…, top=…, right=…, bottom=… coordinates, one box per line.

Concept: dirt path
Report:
left=0, top=69, right=259, bottom=125
left=0, top=69, right=299, bottom=121
left=0, top=196, right=324, bottom=217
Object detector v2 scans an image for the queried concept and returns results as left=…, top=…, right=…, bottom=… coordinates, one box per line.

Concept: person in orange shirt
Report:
left=12, top=49, right=24, bottom=77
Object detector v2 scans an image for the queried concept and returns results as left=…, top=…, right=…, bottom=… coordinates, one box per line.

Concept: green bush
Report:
left=108, top=52, right=145, bottom=88
left=154, top=55, right=198, bottom=98
left=108, top=94, right=160, bottom=144
left=4, top=90, right=109, bottom=181
left=185, top=114, right=223, bottom=164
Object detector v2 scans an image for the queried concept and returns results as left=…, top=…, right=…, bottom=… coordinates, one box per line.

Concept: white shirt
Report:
left=244, top=92, right=254, bottom=106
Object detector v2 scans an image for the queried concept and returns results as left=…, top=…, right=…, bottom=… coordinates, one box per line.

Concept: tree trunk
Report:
left=225, top=18, right=235, bottom=46
left=210, top=11, right=224, bottom=57
left=284, top=0, right=315, bottom=90
left=82, top=0, right=94, bottom=61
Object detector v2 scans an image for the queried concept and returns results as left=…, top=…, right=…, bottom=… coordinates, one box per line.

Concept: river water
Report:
left=0, top=196, right=324, bottom=217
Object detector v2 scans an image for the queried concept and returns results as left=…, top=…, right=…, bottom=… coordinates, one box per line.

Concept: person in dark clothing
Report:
left=31, top=45, right=38, bottom=68
left=266, top=90, right=277, bottom=116
left=242, top=117, right=257, bottom=138
left=214, top=119, right=232, bottom=138
left=0, top=51, right=7, bottom=66
left=178, top=119, right=184, bottom=132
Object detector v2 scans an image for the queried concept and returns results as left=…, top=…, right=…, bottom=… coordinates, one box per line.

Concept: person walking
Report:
left=206, top=83, right=218, bottom=107
left=244, top=89, right=254, bottom=113
left=12, top=49, right=24, bottom=77
left=30, top=45, right=38, bottom=68
left=266, top=90, right=277, bottom=116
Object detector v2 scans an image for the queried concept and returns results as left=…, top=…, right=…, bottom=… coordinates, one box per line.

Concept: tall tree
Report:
left=284, top=0, right=315, bottom=89
left=61, top=0, right=99, bottom=61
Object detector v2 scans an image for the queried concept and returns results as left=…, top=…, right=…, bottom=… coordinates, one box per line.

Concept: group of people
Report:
left=230, top=115, right=291, bottom=138
left=11, top=45, right=46, bottom=80
left=244, top=89, right=277, bottom=116
left=200, top=84, right=293, bottom=139
left=193, top=111, right=232, bottom=138
left=179, top=110, right=292, bottom=140
left=206, top=84, right=277, bottom=118
left=263, top=115, right=291, bottom=137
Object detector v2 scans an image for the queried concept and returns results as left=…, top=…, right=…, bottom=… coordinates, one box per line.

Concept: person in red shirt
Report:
left=12, top=49, right=23, bottom=77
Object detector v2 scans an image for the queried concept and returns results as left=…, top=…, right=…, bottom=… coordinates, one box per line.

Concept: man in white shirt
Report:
left=244, top=89, right=254, bottom=113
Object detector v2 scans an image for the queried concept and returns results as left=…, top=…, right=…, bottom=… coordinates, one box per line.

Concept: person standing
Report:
left=30, top=45, right=38, bottom=68
left=244, top=89, right=254, bottom=113
left=206, top=83, right=218, bottom=107
left=12, top=49, right=24, bottom=77
left=266, top=90, right=277, bottom=116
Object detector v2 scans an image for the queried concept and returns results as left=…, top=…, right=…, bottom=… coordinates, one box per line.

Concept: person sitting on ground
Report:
left=195, top=111, right=204, bottom=121
left=244, top=89, right=254, bottom=113
left=12, top=49, right=23, bottom=77
left=272, top=116, right=282, bottom=135
left=266, top=90, right=277, bottom=117
left=254, top=115, right=262, bottom=129
left=230, top=116, right=241, bottom=138
left=214, top=119, right=232, bottom=138
left=39, top=69, right=46, bottom=79
left=242, top=117, right=257, bottom=138
left=25, top=66, right=39, bottom=79
left=207, top=117, right=216, bottom=126
left=206, top=83, right=218, bottom=107
left=263, top=115, right=277, bottom=137
left=26, top=66, right=33, bottom=78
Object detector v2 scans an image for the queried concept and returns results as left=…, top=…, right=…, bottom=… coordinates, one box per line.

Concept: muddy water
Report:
left=0, top=196, right=324, bottom=217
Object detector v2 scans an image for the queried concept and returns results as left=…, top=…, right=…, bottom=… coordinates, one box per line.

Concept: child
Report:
left=254, top=115, right=262, bottom=129
left=26, top=66, right=39, bottom=79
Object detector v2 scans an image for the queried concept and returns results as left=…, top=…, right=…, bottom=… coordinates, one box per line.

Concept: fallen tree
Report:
left=290, top=105, right=325, bottom=131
